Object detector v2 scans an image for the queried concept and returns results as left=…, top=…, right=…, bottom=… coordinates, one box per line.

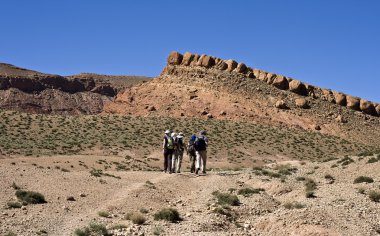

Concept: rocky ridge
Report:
left=166, top=51, right=380, bottom=117
left=0, top=63, right=150, bottom=114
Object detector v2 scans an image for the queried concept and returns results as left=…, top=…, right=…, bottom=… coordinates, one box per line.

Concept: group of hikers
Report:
left=162, top=130, right=208, bottom=175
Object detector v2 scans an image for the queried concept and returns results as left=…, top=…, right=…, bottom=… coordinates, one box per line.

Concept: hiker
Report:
left=194, top=130, right=209, bottom=175
left=187, top=134, right=197, bottom=173
left=174, top=132, right=185, bottom=173
left=170, top=132, right=178, bottom=173
left=163, top=130, right=174, bottom=173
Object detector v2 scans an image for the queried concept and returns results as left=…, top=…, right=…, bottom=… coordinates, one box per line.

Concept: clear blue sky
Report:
left=1, top=1, right=379, bottom=102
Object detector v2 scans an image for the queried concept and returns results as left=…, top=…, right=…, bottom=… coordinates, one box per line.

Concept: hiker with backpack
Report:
left=170, top=132, right=178, bottom=173
left=173, top=132, right=185, bottom=173
left=194, top=130, right=209, bottom=175
left=187, top=134, right=197, bottom=173
left=163, top=130, right=175, bottom=174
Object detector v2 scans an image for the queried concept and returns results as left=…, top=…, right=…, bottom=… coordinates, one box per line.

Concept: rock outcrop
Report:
left=163, top=51, right=379, bottom=117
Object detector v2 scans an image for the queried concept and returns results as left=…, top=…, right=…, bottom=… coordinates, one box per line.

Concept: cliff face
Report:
left=0, top=63, right=150, bottom=114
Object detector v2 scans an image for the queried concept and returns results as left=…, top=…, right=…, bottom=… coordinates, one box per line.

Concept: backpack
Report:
left=165, top=136, right=174, bottom=149
left=187, top=139, right=195, bottom=153
left=177, top=137, right=184, bottom=150
left=194, top=137, right=207, bottom=151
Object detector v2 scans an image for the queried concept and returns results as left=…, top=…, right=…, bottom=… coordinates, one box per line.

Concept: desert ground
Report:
left=1, top=152, right=380, bottom=236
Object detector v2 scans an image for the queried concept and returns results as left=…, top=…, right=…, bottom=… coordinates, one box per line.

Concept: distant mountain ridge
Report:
left=0, top=63, right=150, bottom=114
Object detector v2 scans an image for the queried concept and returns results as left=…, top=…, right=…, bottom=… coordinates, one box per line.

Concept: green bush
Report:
left=130, top=213, right=146, bottom=225
left=304, top=178, right=317, bottom=192
left=97, top=211, right=110, bottom=218
left=367, top=157, right=378, bottom=164
left=369, top=191, right=380, bottom=202
left=354, top=176, right=374, bottom=184
left=139, top=208, right=149, bottom=214
left=154, top=208, right=181, bottom=222
left=15, top=190, right=46, bottom=204
left=237, top=187, right=265, bottom=197
left=212, top=191, right=240, bottom=206
left=74, top=223, right=110, bottom=236
left=7, top=201, right=22, bottom=209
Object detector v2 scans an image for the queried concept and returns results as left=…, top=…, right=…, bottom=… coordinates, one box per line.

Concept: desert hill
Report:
left=105, top=51, right=380, bottom=149
left=0, top=63, right=150, bottom=114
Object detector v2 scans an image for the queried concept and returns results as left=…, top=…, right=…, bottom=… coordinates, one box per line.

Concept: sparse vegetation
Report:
left=140, top=208, right=149, bottom=214
left=368, top=191, right=380, bottom=202
left=354, top=176, right=374, bottom=184
left=283, top=201, right=306, bottom=209
left=0, top=110, right=371, bottom=162
left=152, top=226, right=164, bottom=236
left=212, top=191, right=240, bottom=206
left=4, top=232, right=17, bottom=236
left=337, top=156, right=354, bottom=166
left=97, top=211, right=110, bottom=218
left=74, top=223, right=110, bottom=236
left=304, top=178, right=317, bottom=198
left=237, top=187, right=265, bottom=197
left=109, top=224, right=127, bottom=230
left=144, top=180, right=156, bottom=189
left=129, top=212, right=146, bottom=225
left=15, top=190, right=46, bottom=204
left=154, top=208, right=181, bottom=222
left=7, top=201, right=22, bottom=208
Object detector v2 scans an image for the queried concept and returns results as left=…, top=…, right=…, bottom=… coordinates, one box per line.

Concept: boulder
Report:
left=305, top=84, right=316, bottom=97
left=275, top=100, right=288, bottom=109
left=235, top=63, right=247, bottom=74
left=246, top=67, right=255, bottom=78
left=217, top=61, right=228, bottom=70
left=295, top=98, right=309, bottom=109
left=332, top=91, right=346, bottom=106
left=253, top=69, right=261, bottom=78
left=167, top=51, right=183, bottom=65
left=272, top=75, right=289, bottom=90
left=346, top=95, right=360, bottom=111
left=190, top=54, right=200, bottom=66
left=265, top=73, right=276, bottom=84
left=258, top=71, right=267, bottom=81
left=289, top=80, right=307, bottom=96
left=321, top=89, right=335, bottom=103
left=360, top=99, right=376, bottom=115
left=225, top=60, right=238, bottom=72
left=200, top=55, right=215, bottom=68
left=181, top=52, right=194, bottom=66
left=375, top=104, right=380, bottom=116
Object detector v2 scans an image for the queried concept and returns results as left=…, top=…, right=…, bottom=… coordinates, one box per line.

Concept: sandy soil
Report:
left=1, top=154, right=380, bottom=236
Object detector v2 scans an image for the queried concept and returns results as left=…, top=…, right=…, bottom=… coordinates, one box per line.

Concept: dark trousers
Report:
left=164, top=149, right=173, bottom=172
left=188, top=150, right=196, bottom=173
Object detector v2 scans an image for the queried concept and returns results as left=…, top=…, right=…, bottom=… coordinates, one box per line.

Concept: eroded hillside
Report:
left=104, top=51, right=380, bottom=149
left=0, top=63, right=150, bottom=114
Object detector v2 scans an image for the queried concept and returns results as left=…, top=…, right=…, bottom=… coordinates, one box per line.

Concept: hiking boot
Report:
left=202, top=171, right=206, bottom=175
left=195, top=169, right=199, bottom=175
